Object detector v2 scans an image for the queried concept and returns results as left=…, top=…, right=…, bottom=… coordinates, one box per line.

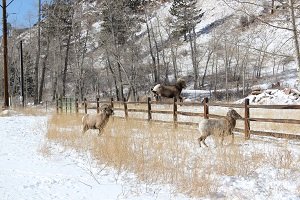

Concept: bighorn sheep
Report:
left=198, top=109, right=242, bottom=147
left=82, top=104, right=114, bottom=135
left=151, top=78, right=187, bottom=102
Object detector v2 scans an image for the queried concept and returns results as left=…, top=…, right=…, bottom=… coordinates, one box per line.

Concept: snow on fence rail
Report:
left=56, top=97, right=300, bottom=140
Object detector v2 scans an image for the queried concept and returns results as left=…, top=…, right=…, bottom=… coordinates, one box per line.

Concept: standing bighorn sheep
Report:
left=82, top=104, right=114, bottom=135
left=151, top=78, right=187, bottom=102
left=198, top=109, right=242, bottom=147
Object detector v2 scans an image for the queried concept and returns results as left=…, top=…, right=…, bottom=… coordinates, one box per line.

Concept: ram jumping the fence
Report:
left=151, top=78, right=187, bottom=102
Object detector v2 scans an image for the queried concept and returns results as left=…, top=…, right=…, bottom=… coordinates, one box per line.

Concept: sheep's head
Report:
left=176, top=78, right=187, bottom=89
left=227, top=109, right=242, bottom=119
left=100, top=104, right=114, bottom=116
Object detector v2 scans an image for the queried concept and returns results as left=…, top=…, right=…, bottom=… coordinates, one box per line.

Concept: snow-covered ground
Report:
left=237, top=88, right=300, bottom=105
left=1, top=110, right=300, bottom=200
left=0, top=113, right=191, bottom=200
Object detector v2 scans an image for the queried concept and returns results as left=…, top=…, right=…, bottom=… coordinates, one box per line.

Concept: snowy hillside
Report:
left=8, top=0, right=300, bottom=104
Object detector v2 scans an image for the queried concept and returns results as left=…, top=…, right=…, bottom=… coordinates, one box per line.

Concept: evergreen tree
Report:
left=169, top=0, right=204, bottom=41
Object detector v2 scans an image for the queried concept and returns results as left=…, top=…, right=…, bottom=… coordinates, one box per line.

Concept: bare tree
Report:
left=223, top=0, right=300, bottom=79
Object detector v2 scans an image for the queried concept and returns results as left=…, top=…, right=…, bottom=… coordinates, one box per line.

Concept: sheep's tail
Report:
left=82, top=114, right=89, bottom=123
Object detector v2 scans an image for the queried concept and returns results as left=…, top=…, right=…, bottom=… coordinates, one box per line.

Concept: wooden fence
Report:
left=56, top=97, right=77, bottom=113
left=56, top=97, right=300, bottom=140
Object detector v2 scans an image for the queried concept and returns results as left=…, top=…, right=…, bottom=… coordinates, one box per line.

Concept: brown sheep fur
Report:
left=151, top=78, right=187, bottom=102
left=82, top=104, right=114, bottom=135
left=198, top=109, right=242, bottom=147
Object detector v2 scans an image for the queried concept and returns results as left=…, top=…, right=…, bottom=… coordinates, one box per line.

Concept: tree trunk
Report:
left=150, top=19, right=160, bottom=83
left=146, top=19, right=158, bottom=83
left=52, top=72, right=58, bottom=101
left=117, top=62, right=124, bottom=100
left=171, top=46, right=178, bottom=80
left=193, top=27, right=199, bottom=88
left=62, top=32, right=72, bottom=97
left=189, top=29, right=198, bottom=89
left=289, top=0, right=300, bottom=79
left=157, top=17, right=169, bottom=83
left=38, top=37, right=50, bottom=102
left=201, top=51, right=213, bottom=87
left=106, top=54, right=120, bottom=101
left=214, top=55, right=218, bottom=100
left=224, top=39, right=229, bottom=101
left=75, top=30, right=89, bottom=101
left=271, top=0, right=275, bottom=14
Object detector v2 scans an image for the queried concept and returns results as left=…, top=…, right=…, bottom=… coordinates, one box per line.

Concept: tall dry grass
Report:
left=45, top=113, right=300, bottom=198
left=13, top=106, right=48, bottom=116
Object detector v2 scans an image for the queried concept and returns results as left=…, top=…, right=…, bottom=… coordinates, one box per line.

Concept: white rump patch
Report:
left=152, top=84, right=161, bottom=92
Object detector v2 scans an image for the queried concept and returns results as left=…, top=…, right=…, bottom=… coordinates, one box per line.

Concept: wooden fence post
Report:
left=65, top=98, right=68, bottom=113
left=173, top=97, right=178, bottom=127
left=60, top=97, right=63, bottom=113
left=96, top=97, right=100, bottom=113
left=56, top=98, right=59, bottom=113
left=147, top=97, right=152, bottom=121
left=244, top=98, right=250, bottom=139
left=124, top=98, right=128, bottom=118
left=110, top=97, right=114, bottom=108
left=75, top=98, right=79, bottom=114
left=203, top=97, right=209, bottom=119
left=84, top=98, right=87, bottom=114
left=69, top=98, right=72, bottom=113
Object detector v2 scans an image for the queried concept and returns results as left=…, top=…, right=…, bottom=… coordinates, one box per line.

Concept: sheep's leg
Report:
left=220, top=136, right=224, bottom=146
left=179, top=95, right=183, bottom=102
left=198, top=136, right=208, bottom=147
left=198, top=138, right=202, bottom=147
left=230, top=134, right=234, bottom=145
left=202, top=138, right=208, bottom=147
left=82, top=126, right=88, bottom=134
left=98, top=130, right=102, bottom=136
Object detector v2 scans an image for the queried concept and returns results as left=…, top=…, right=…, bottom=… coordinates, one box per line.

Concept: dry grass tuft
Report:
left=13, top=107, right=48, bottom=116
left=38, top=143, right=53, bottom=157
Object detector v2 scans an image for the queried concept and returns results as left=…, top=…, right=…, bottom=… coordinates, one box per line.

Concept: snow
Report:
left=1, top=110, right=300, bottom=199
left=4, top=0, right=300, bottom=199
left=0, top=113, right=190, bottom=200
left=237, top=89, right=300, bottom=104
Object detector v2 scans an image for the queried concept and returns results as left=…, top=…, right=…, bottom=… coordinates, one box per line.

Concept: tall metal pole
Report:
left=34, top=0, right=41, bottom=105
left=2, top=0, right=9, bottom=108
left=20, top=40, right=24, bottom=107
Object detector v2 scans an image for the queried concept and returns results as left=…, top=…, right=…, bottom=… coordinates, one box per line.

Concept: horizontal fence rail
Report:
left=57, top=96, right=300, bottom=140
